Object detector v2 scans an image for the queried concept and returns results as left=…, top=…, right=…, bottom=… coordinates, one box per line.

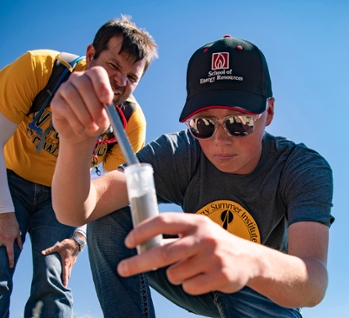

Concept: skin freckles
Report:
left=50, top=26, right=332, bottom=311
left=198, top=99, right=274, bottom=174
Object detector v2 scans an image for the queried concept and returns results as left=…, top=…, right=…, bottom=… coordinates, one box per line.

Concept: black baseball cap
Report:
left=179, top=35, right=273, bottom=122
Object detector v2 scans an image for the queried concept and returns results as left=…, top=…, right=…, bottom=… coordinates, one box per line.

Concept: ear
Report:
left=86, top=44, right=95, bottom=67
left=265, top=98, right=275, bottom=126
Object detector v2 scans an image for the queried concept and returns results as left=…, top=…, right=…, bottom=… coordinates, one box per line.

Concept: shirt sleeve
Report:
left=280, top=144, right=334, bottom=227
left=136, top=130, right=201, bottom=206
left=0, top=50, right=57, bottom=124
left=74, top=225, right=87, bottom=237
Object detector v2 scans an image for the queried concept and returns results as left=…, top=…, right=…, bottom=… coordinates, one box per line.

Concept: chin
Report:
left=219, top=168, right=239, bottom=174
left=213, top=161, right=245, bottom=174
left=213, top=162, right=236, bottom=174
left=113, top=95, right=125, bottom=105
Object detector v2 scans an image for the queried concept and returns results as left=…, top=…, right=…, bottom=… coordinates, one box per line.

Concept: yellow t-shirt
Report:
left=0, top=50, right=146, bottom=187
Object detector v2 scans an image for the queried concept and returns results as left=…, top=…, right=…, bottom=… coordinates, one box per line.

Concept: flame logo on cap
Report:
left=212, top=52, right=229, bottom=70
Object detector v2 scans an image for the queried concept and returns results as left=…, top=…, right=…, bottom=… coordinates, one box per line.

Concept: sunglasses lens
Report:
left=188, top=118, right=215, bottom=139
left=225, top=116, right=254, bottom=137
left=187, top=115, right=257, bottom=139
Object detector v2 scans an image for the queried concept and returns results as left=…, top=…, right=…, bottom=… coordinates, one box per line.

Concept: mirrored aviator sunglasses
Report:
left=185, top=113, right=262, bottom=140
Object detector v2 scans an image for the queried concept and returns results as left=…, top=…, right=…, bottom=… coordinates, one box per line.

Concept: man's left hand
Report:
left=42, top=236, right=83, bottom=287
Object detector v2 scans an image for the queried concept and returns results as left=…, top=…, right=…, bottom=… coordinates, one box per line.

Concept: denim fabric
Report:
left=87, top=207, right=302, bottom=318
left=87, top=207, right=156, bottom=318
left=0, top=170, right=75, bottom=318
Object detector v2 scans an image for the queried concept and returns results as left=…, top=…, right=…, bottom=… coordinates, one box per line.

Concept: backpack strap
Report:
left=28, top=52, right=85, bottom=153
left=105, top=97, right=137, bottom=152
left=28, top=52, right=85, bottom=115
left=92, top=98, right=137, bottom=176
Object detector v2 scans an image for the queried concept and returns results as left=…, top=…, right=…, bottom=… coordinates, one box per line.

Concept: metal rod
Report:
left=104, top=103, right=139, bottom=166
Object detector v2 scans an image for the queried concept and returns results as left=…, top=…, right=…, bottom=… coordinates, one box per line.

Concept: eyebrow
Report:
left=106, top=53, right=141, bottom=79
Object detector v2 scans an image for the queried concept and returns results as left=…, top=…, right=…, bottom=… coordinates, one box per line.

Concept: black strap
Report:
left=27, top=52, right=84, bottom=153
left=28, top=52, right=81, bottom=115
left=106, top=97, right=137, bottom=152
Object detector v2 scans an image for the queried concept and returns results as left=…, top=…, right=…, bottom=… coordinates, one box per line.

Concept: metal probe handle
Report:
left=103, top=103, right=139, bottom=166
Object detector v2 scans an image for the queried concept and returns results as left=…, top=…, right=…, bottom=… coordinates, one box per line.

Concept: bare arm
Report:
left=247, top=221, right=328, bottom=307
left=51, top=67, right=130, bottom=226
left=117, top=213, right=329, bottom=308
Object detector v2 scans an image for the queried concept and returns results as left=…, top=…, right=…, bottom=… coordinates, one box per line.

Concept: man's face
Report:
left=196, top=99, right=274, bottom=174
left=86, top=35, right=146, bottom=105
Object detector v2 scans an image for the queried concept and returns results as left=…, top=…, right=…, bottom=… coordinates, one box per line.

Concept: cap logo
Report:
left=199, top=51, right=243, bottom=85
left=212, top=52, right=229, bottom=70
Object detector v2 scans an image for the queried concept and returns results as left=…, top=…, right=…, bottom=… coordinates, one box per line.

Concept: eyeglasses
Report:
left=185, top=113, right=262, bottom=140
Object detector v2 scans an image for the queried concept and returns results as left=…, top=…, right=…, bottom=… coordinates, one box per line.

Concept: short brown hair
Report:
left=92, top=15, right=158, bottom=74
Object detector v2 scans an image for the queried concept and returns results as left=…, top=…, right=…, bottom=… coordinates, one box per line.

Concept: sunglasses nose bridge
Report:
left=218, top=117, right=235, bottom=137
left=214, top=117, right=226, bottom=130
left=213, top=119, right=231, bottom=140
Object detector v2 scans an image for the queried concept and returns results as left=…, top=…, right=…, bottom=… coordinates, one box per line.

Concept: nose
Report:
left=213, top=122, right=232, bottom=144
left=113, top=72, right=128, bottom=87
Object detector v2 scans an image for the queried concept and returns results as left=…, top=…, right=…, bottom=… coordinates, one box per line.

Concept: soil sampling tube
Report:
left=104, top=103, right=162, bottom=253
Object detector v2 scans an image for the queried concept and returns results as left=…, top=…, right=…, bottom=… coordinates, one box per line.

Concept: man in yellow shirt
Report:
left=0, top=16, right=157, bottom=317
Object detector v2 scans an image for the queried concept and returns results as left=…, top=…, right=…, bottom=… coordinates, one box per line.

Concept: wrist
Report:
left=246, top=244, right=275, bottom=288
left=71, top=232, right=87, bottom=252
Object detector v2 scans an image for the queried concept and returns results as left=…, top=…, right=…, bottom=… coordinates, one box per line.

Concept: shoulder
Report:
left=157, top=130, right=198, bottom=148
left=120, top=95, right=143, bottom=118
left=25, top=49, right=60, bottom=68
left=0, top=50, right=60, bottom=123
left=12, top=49, right=61, bottom=84
left=266, top=133, right=333, bottom=195
left=261, top=133, right=333, bottom=197
left=137, top=131, right=201, bottom=184
left=140, top=130, right=199, bottom=158
left=1, top=49, right=60, bottom=77
left=264, top=133, right=331, bottom=168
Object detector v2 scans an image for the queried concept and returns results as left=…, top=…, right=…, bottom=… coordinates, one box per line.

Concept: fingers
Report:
left=16, top=231, right=23, bottom=250
left=62, top=262, right=71, bottom=287
left=124, top=212, right=204, bottom=249
left=165, top=248, right=230, bottom=293
left=57, top=72, right=107, bottom=133
left=6, top=244, right=15, bottom=268
left=118, top=232, right=207, bottom=285
left=41, top=241, right=60, bottom=256
left=86, top=66, right=114, bottom=105
left=118, top=213, right=209, bottom=277
left=117, top=243, right=174, bottom=276
left=181, top=272, right=226, bottom=295
left=0, top=213, right=22, bottom=267
left=15, top=231, right=23, bottom=251
left=51, top=66, right=114, bottom=139
left=41, top=239, right=77, bottom=287
left=117, top=212, right=245, bottom=295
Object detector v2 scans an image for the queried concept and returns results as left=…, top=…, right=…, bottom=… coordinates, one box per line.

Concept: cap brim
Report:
left=179, top=90, right=268, bottom=122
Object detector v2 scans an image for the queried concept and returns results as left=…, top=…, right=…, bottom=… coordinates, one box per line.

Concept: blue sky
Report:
left=1, top=0, right=348, bottom=317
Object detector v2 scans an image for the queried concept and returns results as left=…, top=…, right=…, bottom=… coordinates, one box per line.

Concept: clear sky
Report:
left=1, top=0, right=348, bottom=317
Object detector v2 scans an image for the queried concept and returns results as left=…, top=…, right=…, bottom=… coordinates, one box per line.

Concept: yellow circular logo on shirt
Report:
left=196, top=200, right=261, bottom=243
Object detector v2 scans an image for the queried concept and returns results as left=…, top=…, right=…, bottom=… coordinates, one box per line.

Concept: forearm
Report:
left=52, top=139, right=96, bottom=226
left=248, top=244, right=328, bottom=308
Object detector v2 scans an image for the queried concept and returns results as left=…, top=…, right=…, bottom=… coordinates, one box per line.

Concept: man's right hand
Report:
left=0, top=212, right=22, bottom=268
left=51, top=66, right=114, bottom=146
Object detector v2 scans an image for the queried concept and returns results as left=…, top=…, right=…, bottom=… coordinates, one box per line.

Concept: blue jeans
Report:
left=0, top=170, right=75, bottom=318
left=87, top=207, right=302, bottom=318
